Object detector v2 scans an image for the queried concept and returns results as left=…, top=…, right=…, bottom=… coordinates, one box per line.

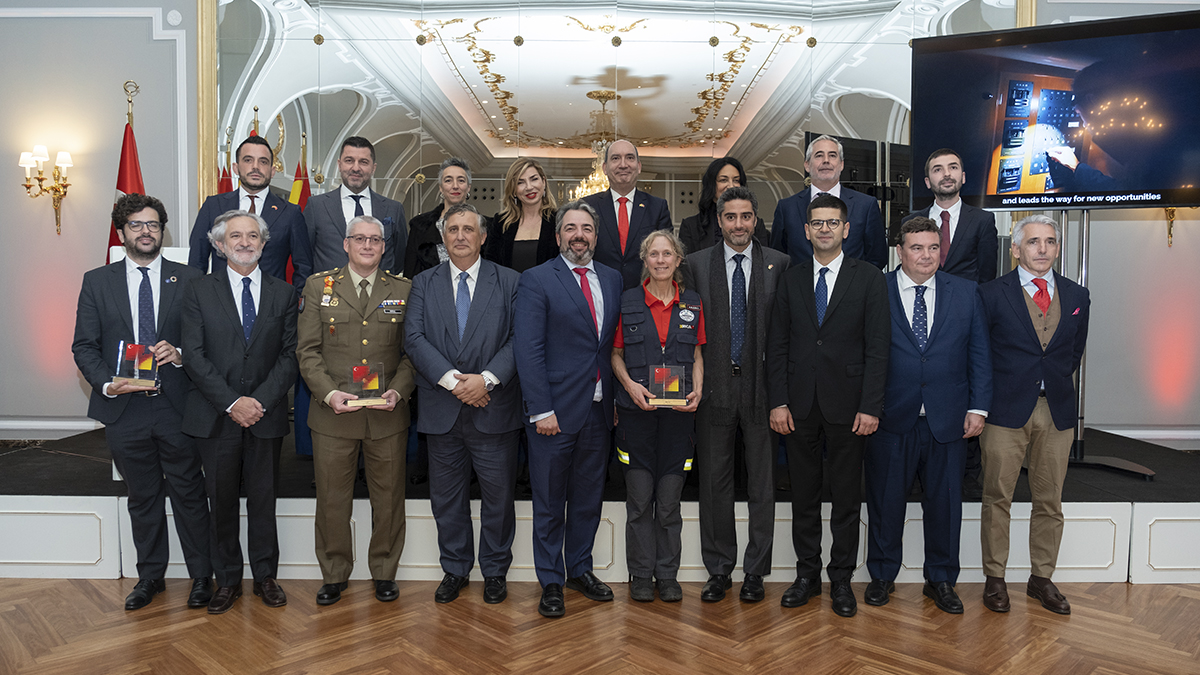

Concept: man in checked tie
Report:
left=977, top=214, right=1090, bottom=615
left=861, top=217, right=992, bottom=615
left=766, top=193, right=889, bottom=618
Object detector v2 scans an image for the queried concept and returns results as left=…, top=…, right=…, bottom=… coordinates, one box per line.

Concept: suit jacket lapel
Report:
left=461, top=261, right=496, bottom=346
left=824, top=258, right=855, bottom=323
left=247, top=275, right=280, bottom=350
left=259, top=192, right=283, bottom=228
left=553, top=257, right=597, bottom=336
left=430, top=263, right=459, bottom=347
left=363, top=273, right=389, bottom=319
left=1001, top=270, right=1041, bottom=345
left=944, top=206, right=972, bottom=268
left=1045, top=272, right=1078, bottom=351
left=888, top=272, right=923, bottom=352
left=595, top=192, right=621, bottom=258
left=926, top=272, right=949, bottom=347
left=626, top=190, right=649, bottom=259
left=110, top=263, right=136, bottom=339
left=797, top=261, right=820, bottom=330
left=324, top=190, right=348, bottom=237
left=210, top=265, right=244, bottom=347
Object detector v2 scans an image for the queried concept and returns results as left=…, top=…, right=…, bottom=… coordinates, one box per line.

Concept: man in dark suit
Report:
left=188, top=136, right=312, bottom=292
left=304, top=136, right=408, bottom=275
left=770, top=134, right=888, bottom=269
left=72, top=193, right=212, bottom=611
left=582, top=139, right=672, bottom=290
left=863, top=217, right=992, bottom=615
left=766, top=193, right=890, bottom=618
left=514, top=200, right=622, bottom=618
left=181, top=210, right=298, bottom=614
left=903, top=149, right=998, bottom=284
left=683, top=186, right=790, bottom=604
left=978, top=215, right=1089, bottom=616
left=405, top=204, right=522, bottom=605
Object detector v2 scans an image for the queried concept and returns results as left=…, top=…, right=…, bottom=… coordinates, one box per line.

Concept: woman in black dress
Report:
left=484, top=158, right=558, bottom=272
left=678, top=157, right=769, bottom=255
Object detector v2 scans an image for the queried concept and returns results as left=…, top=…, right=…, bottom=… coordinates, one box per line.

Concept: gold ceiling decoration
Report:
left=566, top=16, right=648, bottom=34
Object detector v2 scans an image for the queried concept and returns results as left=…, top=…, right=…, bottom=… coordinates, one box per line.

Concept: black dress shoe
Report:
left=1026, top=575, right=1071, bottom=615
left=780, top=577, right=821, bottom=608
left=435, top=573, right=469, bottom=604
left=124, top=578, right=165, bottom=611
left=829, top=580, right=857, bottom=617
left=739, top=575, right=765, bottom=603
left=253, top=577, right=287, bottom=608
left=316, top=581, right=349, bottom=606
left=864, top=579, right=895, bottom=607
left=483, top=576, right=507, bottom=604
left=701, top=574, right=732, bottom=602
left=207, top=585, right=243, bottom=614
left=656, top=578, right=683, bottom=603
left=565, top=571, right=613, bottom=601
left=186, top=578, right=213, bottom=609
left=538, top=583, right=565, bottom=617
left=374, top=579, right=399, bottom=602
left=923, top=581, right=964, bottom=614
left=630, top=576, right=654, bottom=602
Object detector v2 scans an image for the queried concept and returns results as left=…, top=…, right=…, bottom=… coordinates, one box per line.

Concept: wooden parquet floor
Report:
left=1, top=579, right=1197, bottom=675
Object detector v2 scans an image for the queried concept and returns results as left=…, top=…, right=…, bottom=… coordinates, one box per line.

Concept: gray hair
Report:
left=207, top=209, right=270, bottom=257
left=438, top=157, right=472, bottom=185
left=1012, top=214, right=1062, bottom=247
left=716, top=185, right=758, bottom=217
left=638, top=230, right=687, bottom=287
left=555, top=199, right=600, bottom=234
left=443, top=202, right=488, bottom=236
left=804, top=134, right=845, bottom=162
left=604, top=139, right=639, bottom=162
left=346, top=215, right=385, bottom=239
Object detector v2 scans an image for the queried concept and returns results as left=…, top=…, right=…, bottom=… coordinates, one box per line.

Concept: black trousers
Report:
left=195, top=419, right=282, bottom=587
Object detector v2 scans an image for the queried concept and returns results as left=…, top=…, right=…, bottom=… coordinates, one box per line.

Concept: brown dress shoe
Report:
left=207, top=585, right=243, bottom=614
left=983, top=576, right=1010, bottom=613
left=1026, top=575, right=1070, bottom=615
left=253, top=577, right=288, bottom=608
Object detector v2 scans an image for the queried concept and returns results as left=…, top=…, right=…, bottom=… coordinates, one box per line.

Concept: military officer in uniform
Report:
left=298, top=215, right=416, bottom=606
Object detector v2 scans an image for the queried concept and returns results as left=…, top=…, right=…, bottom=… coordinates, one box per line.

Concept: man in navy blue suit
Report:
left=863, top=217, right=992, bottom=614
left=188, top=136, right=313, bottom=292
left=514, top=200, right=622, bottom=618
left=978, top=214, right=1089, bottom=616
left=770, top=135, right=888, bottom=269
left=582, top=140, right=673, bottom=290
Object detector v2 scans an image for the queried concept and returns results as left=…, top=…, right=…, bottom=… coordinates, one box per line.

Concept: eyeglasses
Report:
left=347, top=235, right=383, bottom=246
left=808, top=219, right=845, bottom=231
left=126, top=220, right=162, bottom=233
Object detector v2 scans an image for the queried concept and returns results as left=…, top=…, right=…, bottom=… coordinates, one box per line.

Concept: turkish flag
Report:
left=107, top=123, right=145, bottom=263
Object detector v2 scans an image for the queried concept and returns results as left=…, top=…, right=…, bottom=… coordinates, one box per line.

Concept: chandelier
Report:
left=569, top=90, right=618, bottom=200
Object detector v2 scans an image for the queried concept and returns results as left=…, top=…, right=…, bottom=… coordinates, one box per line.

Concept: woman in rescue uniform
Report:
left=612, top=230, right=705, bottom=603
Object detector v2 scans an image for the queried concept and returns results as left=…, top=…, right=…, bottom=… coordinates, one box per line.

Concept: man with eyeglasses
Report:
left=297, top=215, right=416, bottom=606
left=766, top=193, right=890, bottom=618
left=73, top=193, right=213, bottom=611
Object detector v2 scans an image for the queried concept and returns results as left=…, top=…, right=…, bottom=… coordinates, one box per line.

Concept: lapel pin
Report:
left=767, top=264, right=774, bottom=270
left=166, top=275, right=178, bottom=283
left=1072, top=308, right=1080, bottom=315
left=271, top=204, right=278, bottom=211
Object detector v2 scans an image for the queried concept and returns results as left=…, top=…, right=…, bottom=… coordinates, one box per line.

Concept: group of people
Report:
left=71, top=132, right=1088, bottom=622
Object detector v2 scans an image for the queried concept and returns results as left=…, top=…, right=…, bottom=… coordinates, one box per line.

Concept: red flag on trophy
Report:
left=108, top=122, right=145, bottom=263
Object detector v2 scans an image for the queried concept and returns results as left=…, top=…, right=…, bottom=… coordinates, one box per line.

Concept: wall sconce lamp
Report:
left=19, top=145, right=72, bottom=235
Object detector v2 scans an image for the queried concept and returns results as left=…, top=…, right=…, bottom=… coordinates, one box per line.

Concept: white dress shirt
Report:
left=723, top=241, right=754, bottom=311
left=810, top=182, right=843, bottom=200
left=610, top=188, right=635, bottom=227
left=1018, top=265, right=1056, bottom=300
left=226, top=264, right=262, bottom=320
left=812, top=251, right=845, bottom=305
left=437, top=256, right=499, bottom=391
left=239, top=187, right=268, bottom=214
left=340, top=184, right=373, bottom=225
left=929, top=198, right=962, bottom=244
left=530, top=255, right=605, bottom=423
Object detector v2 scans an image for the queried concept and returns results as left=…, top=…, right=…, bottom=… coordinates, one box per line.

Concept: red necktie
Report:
left=617, top=196, right=630, bottom=254
left=575, top=267, right=600, bottom=382
left=1032, top=278, right=1051, bottom=314
left=939, top=210, right=950, bottom=266
left=248, top=194, right=257, bottom=214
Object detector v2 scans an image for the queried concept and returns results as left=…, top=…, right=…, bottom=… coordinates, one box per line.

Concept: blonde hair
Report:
left=638, top=230, right=687, bottom=288
left=497, top=158, right=558, bottom=232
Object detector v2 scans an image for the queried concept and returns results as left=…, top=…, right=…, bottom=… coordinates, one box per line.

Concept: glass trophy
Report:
left=112, top=341, right=158, bottom=388
left=346, top=362, right=387, bottom=407
left=648, top=365, right=687, bottom=406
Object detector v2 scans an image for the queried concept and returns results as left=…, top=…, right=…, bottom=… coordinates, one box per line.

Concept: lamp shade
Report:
left=31, top=145, right=49, bottom=162
left=55, top=152, right=73, bottom=168
left=18, top=152, right=35, bottom=168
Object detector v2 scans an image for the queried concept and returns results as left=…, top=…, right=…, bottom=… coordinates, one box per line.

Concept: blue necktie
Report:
left=137, top=267, right=156, bottom=345
left=351, top=194, right=365, bottom=217
left=815, top=267, right=830, bottom=327
left=913, top=285, right=929, bottom=351
left=730, top=254, right=747, bottom=365
left=456, top=270, right=471, bottom=340
left=242, top=277, right=256, bottom=343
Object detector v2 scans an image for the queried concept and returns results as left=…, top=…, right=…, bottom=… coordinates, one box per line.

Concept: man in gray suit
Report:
left=304, top=136, right=408, bottom=275
left=683, top=186, right=790, bottom=604
left=405, top=203, right=523, bottom=605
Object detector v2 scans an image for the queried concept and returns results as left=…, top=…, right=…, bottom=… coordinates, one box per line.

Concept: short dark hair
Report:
left=807, top=193, right=848, bottom=221
left=555, top=200, right=599, bottom=234
left=924, top=148, right=962, bottom=176
left=897, top=216, right=940, bottom=246
left=235, top=135, right=274, bottom=163
left=438, top=157, right=471, bottom=184
left=443, top=202, right=488, bottom=235
left=716, top=185, right=758, bottom=217
left=112, top=193, right=168, bottom=230
left=340, top=136, right=375, bottom=162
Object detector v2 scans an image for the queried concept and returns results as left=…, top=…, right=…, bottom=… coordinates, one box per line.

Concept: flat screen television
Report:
left=911, top=10, right=1200, bottom=211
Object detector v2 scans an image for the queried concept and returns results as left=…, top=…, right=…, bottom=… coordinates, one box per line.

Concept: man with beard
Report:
left=404, top=157, right=474, bottom=278
left=181, top=211, right=298, bottom=613
left=189, top=136, right=312, bottom=292
left=903, top=149, right=998, bottom=284
left=305, top=136, right=408, bottom=275
left=73, top=193, right=213, bottom=611
left=770, top=135, right=888, bottom=269
left=514, top=200, right=622, bottom=617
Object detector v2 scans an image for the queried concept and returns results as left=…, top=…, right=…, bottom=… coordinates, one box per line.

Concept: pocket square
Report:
left=1072, top=308, right=1080, bottom=315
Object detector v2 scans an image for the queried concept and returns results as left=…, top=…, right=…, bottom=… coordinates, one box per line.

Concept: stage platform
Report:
left=1, top=429, right=1196, bottom=584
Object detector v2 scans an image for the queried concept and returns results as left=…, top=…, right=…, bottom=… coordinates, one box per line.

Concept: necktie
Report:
left=912, top=285, right=928, bottom=351
left=241, top=277, right=256, bottom=343
left=815, top=267, right=830, bottom=327
left=574, top=267, right=598, bottom=334
left=456, top=270, right=471, bottom=340
left=939, top=210, right=951, bottom=266
left=359, top=278, right=370, bottom=303
left=617, top=196, right=630, bottom=254
left=247, top=194, right=257, bottom=214
left=730, top=254, right=747, bottom=365
left=1032, top=277, right=1051, bottom=314
left=137, top=267, right=156, bottom=345
left=351, top=194, right=365, bottom=218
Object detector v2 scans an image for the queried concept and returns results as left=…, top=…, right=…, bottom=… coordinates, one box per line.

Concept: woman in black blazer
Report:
left=484, top=158, right=559, bottom=272
left=678, top=157, right=768, bottom=255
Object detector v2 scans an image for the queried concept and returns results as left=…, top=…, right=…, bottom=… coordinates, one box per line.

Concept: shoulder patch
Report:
left=312, top=267, right=339, bottom=278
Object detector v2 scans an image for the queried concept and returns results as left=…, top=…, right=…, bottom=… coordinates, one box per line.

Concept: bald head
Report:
left=603, top=139, right=642, bottom=194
